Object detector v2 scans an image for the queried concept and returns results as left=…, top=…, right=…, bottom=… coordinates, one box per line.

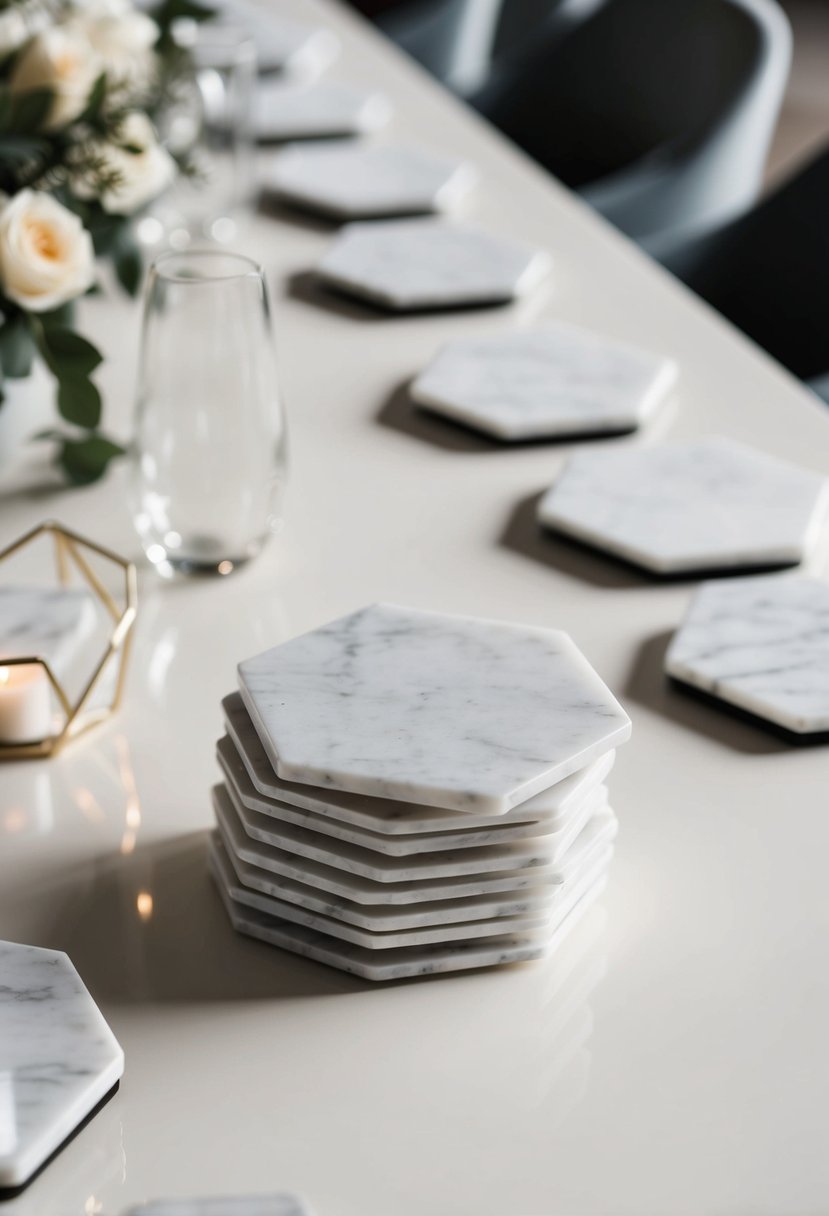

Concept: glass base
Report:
left=143, top=533, right=265, bottom=579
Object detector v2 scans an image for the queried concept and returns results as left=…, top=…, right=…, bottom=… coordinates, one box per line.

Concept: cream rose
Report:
left=0, top=7, right=30, bottom=56
left=71, top=112, right=176, bottom=215
left=0, top=191, right=95, bottom=312
left=65, top=0, right=159, bottom=92
left=10, top=25, right=103, bottom=129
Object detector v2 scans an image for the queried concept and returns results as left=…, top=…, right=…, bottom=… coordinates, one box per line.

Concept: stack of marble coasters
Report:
left=209, top=604, right=631, bottom=981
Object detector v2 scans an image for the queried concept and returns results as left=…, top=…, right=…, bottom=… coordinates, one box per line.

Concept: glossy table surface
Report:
left=2, top=2, right=829, bottom=1213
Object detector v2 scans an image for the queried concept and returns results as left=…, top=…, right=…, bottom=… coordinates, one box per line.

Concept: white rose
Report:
left=0, top=8, right=30, bottom=56
left=65, top=1, right=159, bottom=92
left=72, top=112, right=176, bottom=215
left=10, top=25, right=103, bottom=129
left=0, top=190, right=95, bottom=312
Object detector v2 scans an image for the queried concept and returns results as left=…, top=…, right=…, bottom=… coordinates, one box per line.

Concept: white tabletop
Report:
left=2, top=2, right=829, bottom=1214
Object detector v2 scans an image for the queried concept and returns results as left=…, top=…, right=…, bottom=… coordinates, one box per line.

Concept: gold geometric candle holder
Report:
left=0, top=521, right=137, bottom=760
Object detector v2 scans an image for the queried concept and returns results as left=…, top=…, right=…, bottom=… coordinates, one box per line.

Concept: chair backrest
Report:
left=477, top=0, right=791, bottom=239
left=491, top=0, right=607, bottom=65
left=661, top=146, right=829, bottom=381
left=378, top=0, right=504, bottom=93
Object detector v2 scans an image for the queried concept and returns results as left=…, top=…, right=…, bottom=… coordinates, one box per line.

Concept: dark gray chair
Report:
left=659, top=145, right=829, bottom=396
left=472, top=0, right=791, bottom=244
left=375, top=0, right=597, bottom=95
left=377, top=0, right=503, bottom=93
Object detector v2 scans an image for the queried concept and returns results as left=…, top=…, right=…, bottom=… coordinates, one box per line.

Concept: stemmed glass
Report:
left=131, top=251, right=289, bottom=578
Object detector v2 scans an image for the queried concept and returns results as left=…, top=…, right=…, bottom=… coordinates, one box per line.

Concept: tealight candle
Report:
left=0, top=663, right=52, bottom=745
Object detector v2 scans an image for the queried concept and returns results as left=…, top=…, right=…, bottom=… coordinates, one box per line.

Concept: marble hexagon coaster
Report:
left=665, top=574, right=829, bottom=737
left=537, top=437, right=829, bottom=575
left=238, top=604, right=630, bottom=814
left=213, top=783, right=616, bottom=906
left=265, top=141, right=476, bottom=220
left=0, top=585, right=96, bottom=675
left=254, top=80, right=392, bottom=143
left=315, top=219, right=551, bottom=311
left=222, top=765, right=609, bottom=883
left=218, top=734, right=608, bottom=859
left=214, top=792, right=580, bottom=931
left=222, top=691, right=616, bottom=834
left=212, top=832, right=562, bottom=949
left=126, top=1197, right=311, bottom=1216
left=0, top=940, right=124, bottom=1194
left=221, top=9, right=339, bottom=78
left=210, top=833, right=609, bottom=981
left=410, top=323, right=677, bottom=440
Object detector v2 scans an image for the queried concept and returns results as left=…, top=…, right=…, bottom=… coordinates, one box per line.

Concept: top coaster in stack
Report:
left=210, top=604, right=631, bottom=981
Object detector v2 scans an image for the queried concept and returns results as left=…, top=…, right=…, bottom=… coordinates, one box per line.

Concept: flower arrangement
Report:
left=0, top=0, right=212, bottom=484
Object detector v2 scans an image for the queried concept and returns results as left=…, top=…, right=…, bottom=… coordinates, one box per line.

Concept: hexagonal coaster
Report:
left=410, top=323, right=677, bottom=440
left=665, top=574, right=829, bottom=738
left=222, top=691, right=615, bottom=834
left=0, top=941, right=124, bottom=1194
left=264, top=141, right=476, bottom=219
left=210, top=832, right=608, bottom=981
left=214, top=789, right=572, bottom=931
left=213, top=783, right=615, bottom=906
left=0, top=585, right=96, bottom=676
left=126, top=1197, right=311, bottom=1216
left=254, top=79, right=392, bottom=143
left=222, top=767, right=594, bottom=882
left=315, top=219, right=551, bottom=311
left=537, top=437, right=829, bottom=576
left=211, top=832, right=572, bottom=949
left=238, top=604, right=630, bottom=814
left=217, top=7, right=339, bottom=78
left=217, top=734, right=607, bottom=859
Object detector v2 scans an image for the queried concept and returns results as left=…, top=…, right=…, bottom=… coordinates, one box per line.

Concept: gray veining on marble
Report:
left=211, top=834, right=609, bottom=980
left=410, top=323, right=677, bottom=440
left=0, top=586, right=96, bottom=676
left=0, top=940, right=124, bottom=1190
left=127, top=1197, right=311, bottom=1216
left=217, top=735, right=608, bottom=858
left=537, top=437, right=829, bottom=574
left=665, top=574, right=829, bottom=733
left=254, top=79, right=392, bottom=142
left=238, top=604, right=630, bottom=815
left=222, top=691, right=615, bottom=832
left=315, top=219, right=550, bottom=311
left=265, top=141, right=476, bottom=219
left=214, top=783, right=616, bottom=905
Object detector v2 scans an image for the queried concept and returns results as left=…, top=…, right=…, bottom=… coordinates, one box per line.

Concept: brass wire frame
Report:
left=0, top=521, right=137, bottom=760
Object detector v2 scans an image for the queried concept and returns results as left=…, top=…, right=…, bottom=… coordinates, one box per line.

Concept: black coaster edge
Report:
left=668, top=676, right=829, bottom=746
left=0, top=1081, right=121, bottom=1202
left=539, top=525, right=803, bottom=583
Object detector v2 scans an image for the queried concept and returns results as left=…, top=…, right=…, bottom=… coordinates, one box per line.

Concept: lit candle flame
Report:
left=136, top=891, right=153, bottom=921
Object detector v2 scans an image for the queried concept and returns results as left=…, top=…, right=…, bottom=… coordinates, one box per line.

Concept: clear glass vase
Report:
left=148, top=25, right=256, bottom=248
left=131, top=251, right=288, bottom=578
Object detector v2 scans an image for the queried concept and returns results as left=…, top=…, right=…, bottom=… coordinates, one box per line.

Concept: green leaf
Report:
left=0, top=88, right=11, bottom=133
left=35, top=325, right=103, bottom=379
left=38, top=302, right=76, bottom=329
left=76, top=73, right=108, bottom=125
left=0, top=135, right=50, bottom=162
left=0, top=317, right=36, bottom=378
left=56, top=434, right=125, bottom=486
left=57, top=377, right=102, bottom=428
left=114, top=240, right=143, bottom=297
left=9, top=88, right=54, bottom=134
